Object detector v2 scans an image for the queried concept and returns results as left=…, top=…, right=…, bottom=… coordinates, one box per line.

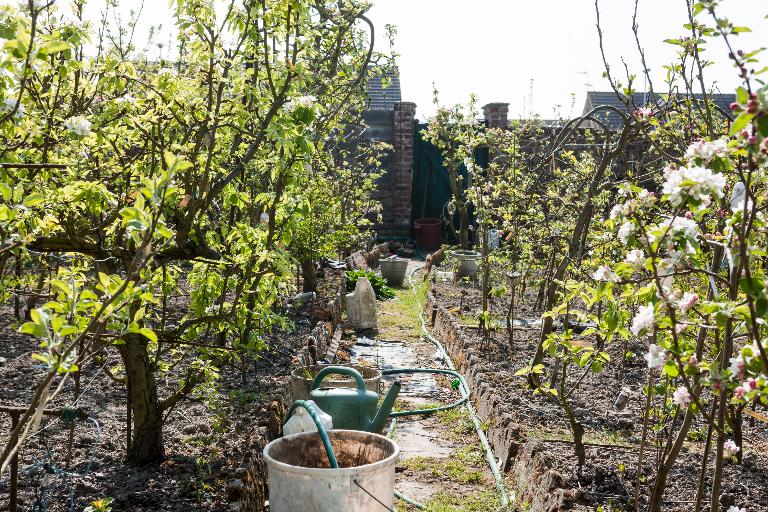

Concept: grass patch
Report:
left=402, top=446, right=485, bottom=485
left=421, top=488, right=502, bottom=512
left=393, top=400, right=445, bottom=413
left=378, top=281, right=428, bottom=338
left=436, top=407, right=474, bottom=439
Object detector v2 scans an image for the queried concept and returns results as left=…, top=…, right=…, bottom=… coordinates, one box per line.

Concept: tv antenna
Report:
left=579, top=71, right=593, bottom=95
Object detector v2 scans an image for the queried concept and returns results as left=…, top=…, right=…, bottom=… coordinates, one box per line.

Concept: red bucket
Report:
left=413, top=218, right=442, bottom=252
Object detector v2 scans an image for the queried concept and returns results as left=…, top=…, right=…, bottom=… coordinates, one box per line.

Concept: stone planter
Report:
left=451, top=250, right=481, bottom=279
left=379, top=258, right=408, bottom=287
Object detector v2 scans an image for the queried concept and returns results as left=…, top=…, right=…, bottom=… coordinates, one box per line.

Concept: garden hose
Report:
left=383, top=367, right=469, bottom=417
left=284, top=400, right=339, bottom=469
left=406, top=266, right=513, bottom=510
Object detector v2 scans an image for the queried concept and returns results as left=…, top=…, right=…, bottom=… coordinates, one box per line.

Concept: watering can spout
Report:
left=371, top=380, right=401, bottom=433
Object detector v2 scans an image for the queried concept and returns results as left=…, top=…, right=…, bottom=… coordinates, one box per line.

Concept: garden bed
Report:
left=0, top=270, right=347, bottom=512
left=427, top=280, right=768, bottom=512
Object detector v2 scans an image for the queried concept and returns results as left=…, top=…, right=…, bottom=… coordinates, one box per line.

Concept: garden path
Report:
left=343, top=261, right=502, bottom=511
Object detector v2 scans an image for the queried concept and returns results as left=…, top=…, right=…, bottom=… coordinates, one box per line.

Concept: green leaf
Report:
left=0, top=182, right=11, bottom=202
left=730, top=111, right=755, bottom=136
left=138, top=327, right=158, bottom=343
left=39, top=40, right=70, bottom=55
left=22, top=192, right=44, bottom=207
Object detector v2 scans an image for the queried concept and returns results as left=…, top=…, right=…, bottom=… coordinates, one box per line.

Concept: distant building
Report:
left=363, top=67, right=402, bottom=142
left=581, top=91, right=735, bottom=130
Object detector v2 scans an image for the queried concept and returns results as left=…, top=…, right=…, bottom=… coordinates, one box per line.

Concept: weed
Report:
left=346, top=269, right=395, bottom=299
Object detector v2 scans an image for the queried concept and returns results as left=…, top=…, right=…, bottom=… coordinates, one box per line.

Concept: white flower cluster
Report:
left=644, top=343, right=666, bottom=368
left=0, top=98, right=24, bottom=119
left=285, top=95, right=316, bottom=111
left=592, top=265, right=617, bottom=282
left=631, top=303, right=655, bottom=337
left=672, top=385, right=691, bottom=407
left=618, top=221, right=635, bottom=244
left=662, top=165, right=726, bottom=208
left=678, top=292, right=699, bottom=313
left=158, top=67, right=177, bottom=78
left=114, top=94, right=136, bottom=105
left=684, top=138, right=729, bottom=163
left=63, top=116, right=92, bottom=136
left=649, top=216, right=699, bottom=244
left=624, top=249, right=645, bottom=268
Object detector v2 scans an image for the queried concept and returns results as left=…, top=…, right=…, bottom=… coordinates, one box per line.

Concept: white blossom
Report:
left=649, top=216, right=700, bottom=246
left=618, top=221, right=636, bottom=244
left=644, top=343, right=666, bottom=369
left=624, top=249, right=645, bottom=267
left=63, top=116, right=91, bottom=136
left=609, top=204, right=624, bottom=220
left=684, top=138, right=729, bottom=163
left=592, top=265, right=617, bottom=282
left=114, top=94, right=135, bottom=105
left=726, top=507, right=746, bottom=512
left=631, top=303, right=655, bottom=337
left=285, top=95, right=316, bottom=111
left=724, top=439, right=740, bottom=457
left=672, top=385, right=691, bottom=407
left=662, top=165, right=726, bottom=208
left=0, top=98, right=24, bottom=119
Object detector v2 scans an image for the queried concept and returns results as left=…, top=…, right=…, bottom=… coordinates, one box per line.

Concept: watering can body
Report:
left=310, top=366, right=400, bottom=433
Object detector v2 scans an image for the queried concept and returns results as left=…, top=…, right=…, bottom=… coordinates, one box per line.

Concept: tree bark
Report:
left=301, top=258, right=317, bottom=293
left=119, top=334, right=164, bottom=464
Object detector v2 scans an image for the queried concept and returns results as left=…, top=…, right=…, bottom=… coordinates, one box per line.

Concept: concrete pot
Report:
left=451, top=250, right=481, bottom=279
left=379, top=258, right=408, bottom=287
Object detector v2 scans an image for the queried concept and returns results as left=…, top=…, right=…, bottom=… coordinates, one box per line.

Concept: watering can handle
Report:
left=311, top=366, right=366, bottom=392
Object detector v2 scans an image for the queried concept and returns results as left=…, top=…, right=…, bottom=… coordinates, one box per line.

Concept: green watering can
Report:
left=309, top=366, right=401, bottom=433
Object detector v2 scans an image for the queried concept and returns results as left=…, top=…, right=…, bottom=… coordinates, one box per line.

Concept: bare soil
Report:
left=429, top=278, right=768, bottom=511
left=0, top=270, right=346, bottom=512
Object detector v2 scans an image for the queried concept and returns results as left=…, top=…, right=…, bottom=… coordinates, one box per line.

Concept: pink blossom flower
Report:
left=672, top=386, right=691, bottom=407
left=688, top=354, right=699, bottom=367
left=734, top=386, right=746, bottom=399
left=678, top=292, right=699, bottom=314
left=635, top=107, right=653, bottom=118
left=724, top=440, right=740, bottom=458
left=745, top=378, right=758, bottom=391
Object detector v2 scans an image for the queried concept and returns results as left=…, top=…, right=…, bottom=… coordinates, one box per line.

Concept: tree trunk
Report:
left=119, top=333, right=164, bottom=464
left=301, top=258, right=317, bottom=293
left=648, top=409, right=694, bottom=512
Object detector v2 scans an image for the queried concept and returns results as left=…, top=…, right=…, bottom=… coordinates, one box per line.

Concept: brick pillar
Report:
left=392, top=102, right=416, bottom=236
left=482, top=102, right=509, bottom=128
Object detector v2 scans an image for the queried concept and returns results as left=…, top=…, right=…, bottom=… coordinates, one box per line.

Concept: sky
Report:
left=367, top=0, right=768, bottom=121
left=29, top=0, right=768, bottom=121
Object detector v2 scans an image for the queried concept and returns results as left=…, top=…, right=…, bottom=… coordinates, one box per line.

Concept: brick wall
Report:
left=388, top=101, right=416, bottom=237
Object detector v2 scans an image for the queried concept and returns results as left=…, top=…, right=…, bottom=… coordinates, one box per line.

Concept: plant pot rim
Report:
left=450, top=249, right=481, bottom=259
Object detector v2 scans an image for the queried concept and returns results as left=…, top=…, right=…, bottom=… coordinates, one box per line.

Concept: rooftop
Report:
left=366, top=67, right=402, bottom=111
left=583, top=91, right=736, bottom=130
